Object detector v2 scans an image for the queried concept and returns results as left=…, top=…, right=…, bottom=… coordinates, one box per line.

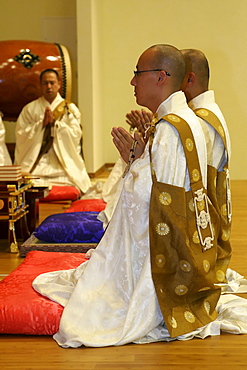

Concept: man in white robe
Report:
left=33, top=45, right=247, bottom=347
left=0, top=113, right=12, bottom=165
left=14, top=69, right=91, bottom=194
left=101, top=49, right=231, bottom=227
left=181, top=48, right=231, bottom=170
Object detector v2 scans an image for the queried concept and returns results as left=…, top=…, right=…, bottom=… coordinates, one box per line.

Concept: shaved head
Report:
left=181, top=49, right=209, bottom=90
left=148, top=44, right=186, bottom=90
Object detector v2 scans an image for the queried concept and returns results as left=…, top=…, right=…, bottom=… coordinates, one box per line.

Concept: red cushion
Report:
left=0, top=251, right=87, bottom=335
left=40, top=186, right=80, bottom=202
left=64, top=198, right=106, bottom=213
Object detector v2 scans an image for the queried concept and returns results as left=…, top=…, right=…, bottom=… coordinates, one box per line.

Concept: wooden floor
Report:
left=0, top=180, right=246, bottom=369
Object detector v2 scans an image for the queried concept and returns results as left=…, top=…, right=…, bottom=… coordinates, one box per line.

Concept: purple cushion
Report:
left=33, top=212, right=104, bottom=243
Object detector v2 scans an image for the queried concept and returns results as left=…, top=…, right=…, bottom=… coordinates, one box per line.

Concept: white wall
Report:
left=77, top=0, right=247, bottom=179
left=1, top=0, right=247, bottom=178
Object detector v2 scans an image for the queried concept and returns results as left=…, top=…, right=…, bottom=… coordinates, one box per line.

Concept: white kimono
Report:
left=97, top=157, right=126, bottom=228
left=188, top=90, right=231, bottom=169
left=14, top=94, right=91, bottom=193
left=33, top=91, right=247, bottom=347
left=0, top=115, right=12, bottom=165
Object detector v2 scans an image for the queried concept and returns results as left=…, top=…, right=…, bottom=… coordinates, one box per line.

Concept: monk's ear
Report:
left=187, top=72, right=196, bottom=86
left=157, top=70, right=168, bottom=85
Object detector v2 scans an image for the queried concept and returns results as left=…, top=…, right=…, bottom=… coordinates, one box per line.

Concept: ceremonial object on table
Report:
left=0, top=166, right=32, bottom=252
left=0, top=166, right=48, bottom=253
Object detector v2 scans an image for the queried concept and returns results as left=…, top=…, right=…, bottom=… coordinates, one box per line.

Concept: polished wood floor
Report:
left=0, top=179, right=246, bottom=369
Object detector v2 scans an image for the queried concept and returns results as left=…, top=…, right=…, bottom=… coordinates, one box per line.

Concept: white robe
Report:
left=0, top=115, right=12, bottom=165
left=14, top=94, right=91, bottom=193
left=32, top=91, right=247, bottom=347
left=97, top=157, right=125, bottom=228
left=188, top=90, right=231, bottom=169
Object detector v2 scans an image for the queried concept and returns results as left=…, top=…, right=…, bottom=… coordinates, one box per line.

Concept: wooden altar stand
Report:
left=0, top=170, right=49, bottom=253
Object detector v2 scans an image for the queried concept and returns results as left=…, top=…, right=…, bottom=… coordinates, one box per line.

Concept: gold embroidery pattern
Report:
left=186, top=138, right=194, bottom=152
left=192, top=231, right=200, bottom=244
left=216, top=270, right=225, bottom=282
left=192, top=169, right=200, bottom=182
left=175, top=285, right=188, bottom=296
left=168, top=315, right=178, bottom=328
left=156, top=223, right=170, bottom=236
left=167, top=114, right=181, bottom=123
left=218, top=125, right=225, bottom=138
left=155, top=254, right=166, bottom=268
left=197, top=109, right=209, bottom=117
left=197, top=199, right=205, bottom=211
left=204, top=301, right=211, bottom=314
left=203, top=260, right=210, bottom=273
left=198, top=286, right=211, bottom=292
left=189, top=198, right=195, bottom=212
left=179, top=260, right=192, bottom=272
left=221, top=229, right=230, bottom=241
left=184, top=311, right=196, bottom=323
left=159, top=192, right=172, bottom=206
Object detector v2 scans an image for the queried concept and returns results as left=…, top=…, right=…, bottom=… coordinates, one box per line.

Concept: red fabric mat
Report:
left=64, top=198, right=106, bottom=213
left=40, top=185, right=80, bottom=202
left=0, top=251, right=87, bottom=335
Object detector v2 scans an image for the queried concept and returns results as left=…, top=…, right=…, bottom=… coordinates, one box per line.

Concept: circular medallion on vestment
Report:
left=159, top=192, right=172, bottom=206
left=156, top=223, right=170, bottom=236
left=184, top=311, right=196, bottom=323
left=155, top=254, right=166, bottom=268
left=179, top=260, right=192, bottom=272
left=203, top=260, right=210, bottom=273
left=175, top=285, right=188, bottom=296
left=186, top=138, right=194, bottom=152
left=216, top=269, right=225, bottom=282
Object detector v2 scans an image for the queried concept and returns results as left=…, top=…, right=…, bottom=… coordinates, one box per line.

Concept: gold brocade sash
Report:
left=149, top=114, right=221, bottom=338
left=30, top=100, right=71, bottom=173
left=194, top=108, right=232, bottom=281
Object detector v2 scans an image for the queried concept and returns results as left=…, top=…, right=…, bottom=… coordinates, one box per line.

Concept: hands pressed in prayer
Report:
left=43, top=107, right=55, bottom=127
left=111, top=127, right=146, bottom=164
left=126, top=109, right=153, bottom=139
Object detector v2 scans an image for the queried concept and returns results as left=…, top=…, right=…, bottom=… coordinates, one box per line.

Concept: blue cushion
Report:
left=33, top=212, right=104, bottom=243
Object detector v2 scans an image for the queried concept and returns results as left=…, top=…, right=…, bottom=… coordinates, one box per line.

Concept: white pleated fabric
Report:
left=97, top=157, right=125, bottom=228
left=32, top=92, right=247, bottom=348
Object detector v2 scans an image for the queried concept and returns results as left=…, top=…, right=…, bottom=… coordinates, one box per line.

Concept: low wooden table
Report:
left=0, top=181, right=32, bottom=252
left=0, top=182, right=49, bottom=253
left=25, top=186, right=49, bottom=233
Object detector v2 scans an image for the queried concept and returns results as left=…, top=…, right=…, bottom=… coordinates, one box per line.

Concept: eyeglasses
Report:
left=133, top=69, right=171, bottom=77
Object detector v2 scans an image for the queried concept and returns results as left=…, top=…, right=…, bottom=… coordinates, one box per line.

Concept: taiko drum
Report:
left=0, top=40, right=72, bottom=121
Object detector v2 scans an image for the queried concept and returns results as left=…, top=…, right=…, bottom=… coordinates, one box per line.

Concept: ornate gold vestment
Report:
left=149, top=113, right=229, bottom=337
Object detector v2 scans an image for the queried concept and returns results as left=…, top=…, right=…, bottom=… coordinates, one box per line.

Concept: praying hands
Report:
left=125, top=109, right=153, bottom=139
left=111, top=126, right=145, bottom=164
